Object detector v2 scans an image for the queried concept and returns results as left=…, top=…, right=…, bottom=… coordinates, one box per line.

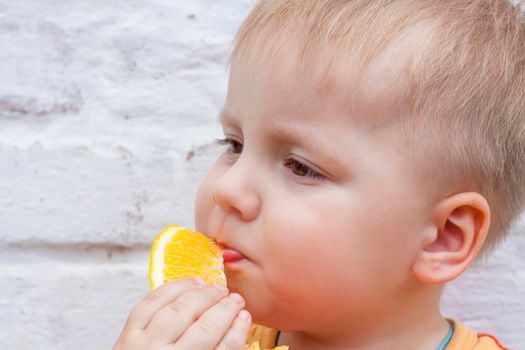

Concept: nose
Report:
left=211, top=157, right=261, bottom=222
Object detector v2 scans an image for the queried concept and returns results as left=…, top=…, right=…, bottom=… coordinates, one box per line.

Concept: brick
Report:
left=0, top=257, right=148, bottom=350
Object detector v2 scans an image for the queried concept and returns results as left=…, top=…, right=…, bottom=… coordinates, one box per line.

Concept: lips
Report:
left=218, top=243, right=247, bottom=263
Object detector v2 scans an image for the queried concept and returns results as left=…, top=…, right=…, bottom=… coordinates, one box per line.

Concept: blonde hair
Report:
left=228, top=0, right=525, bottom=256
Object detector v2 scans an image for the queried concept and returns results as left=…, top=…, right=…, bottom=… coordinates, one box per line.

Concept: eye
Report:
left=284, top=158, right=325, bottom=180
left=216, top=137, right=243, bottom=155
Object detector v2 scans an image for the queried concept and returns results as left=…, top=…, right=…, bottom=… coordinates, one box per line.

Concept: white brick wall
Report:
left=0, top=1, right=523, bottom=349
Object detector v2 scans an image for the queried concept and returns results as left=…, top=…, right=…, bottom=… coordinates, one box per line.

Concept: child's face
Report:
left=195, top=47, right=430, bottom=331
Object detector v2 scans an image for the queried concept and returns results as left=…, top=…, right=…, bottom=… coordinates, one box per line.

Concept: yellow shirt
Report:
left=247, top=320, right=509, bottom=349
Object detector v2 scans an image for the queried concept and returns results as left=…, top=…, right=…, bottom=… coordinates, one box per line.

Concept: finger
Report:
left=214, top=310, right=251, bottom=350
left=125, top=278, right=205, bottom=330
left=146, top=284, right=229, bottom=343
left=172, top=293, right=245, bottom=350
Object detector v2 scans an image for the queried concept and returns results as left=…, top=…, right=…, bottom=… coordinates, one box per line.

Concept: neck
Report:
left=277, top=286, right=450, bottom=350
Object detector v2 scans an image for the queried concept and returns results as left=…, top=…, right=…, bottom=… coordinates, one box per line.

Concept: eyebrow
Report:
left=219, top=109, right=315, bottom=149
left=218, top=110, right=341, bottom=175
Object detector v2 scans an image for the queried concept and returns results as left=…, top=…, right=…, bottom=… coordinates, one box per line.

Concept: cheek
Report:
left=260, top=191, right=415, bottom=308
left=259, top=205, right=366, bottom=327
left=262, top=201, right=354, bottom=298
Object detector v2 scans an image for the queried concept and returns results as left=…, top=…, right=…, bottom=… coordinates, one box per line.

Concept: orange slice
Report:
left=245, top=342, right=288, bottom=350
left=246, top=341, right=288, bottom=350
left=148, top=224, right=226, bottom=290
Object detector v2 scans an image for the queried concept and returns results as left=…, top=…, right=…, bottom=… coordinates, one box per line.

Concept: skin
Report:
left=194, top=39, right=490, bottom=349
left=113, top=279, right=252, bottom=350
left=114, top=30, right=491, bottom=350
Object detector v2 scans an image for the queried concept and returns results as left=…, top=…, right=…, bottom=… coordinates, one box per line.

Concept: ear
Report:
left=411, top=192, right=490, bottom=285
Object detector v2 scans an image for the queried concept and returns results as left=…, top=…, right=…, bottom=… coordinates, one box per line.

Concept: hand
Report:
left=113, top=278, right=251, bottom=350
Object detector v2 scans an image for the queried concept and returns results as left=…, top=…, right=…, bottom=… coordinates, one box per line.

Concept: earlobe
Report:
left=411, top=192, right=490, bottom=285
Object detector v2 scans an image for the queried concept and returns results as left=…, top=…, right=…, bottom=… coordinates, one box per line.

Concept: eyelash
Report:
left=215, top=137, right=243, bottom=154
left=215, top=137, right=325, bottom=181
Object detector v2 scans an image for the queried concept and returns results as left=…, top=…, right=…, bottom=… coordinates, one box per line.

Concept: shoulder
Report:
left=247, top=323, right=280, bottom=349
left=246, top=320, right=511, bottom=350
left=446, top=319, right=511, bottom=350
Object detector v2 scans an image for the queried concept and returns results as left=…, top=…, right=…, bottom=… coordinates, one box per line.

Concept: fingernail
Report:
left=213, top=284, right=228, bottom=293
left=239, top=310, right=251, bottom=320
left=229, top=293, right=244, bottom=304
left=192, top=278, right=206, bottom=286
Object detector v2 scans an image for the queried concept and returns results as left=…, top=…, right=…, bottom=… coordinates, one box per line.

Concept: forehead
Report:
left=225, top=29, right=414, bottom=131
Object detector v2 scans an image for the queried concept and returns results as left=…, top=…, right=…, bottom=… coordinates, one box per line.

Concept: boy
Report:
left=114, top=0, right=524, bottom=349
